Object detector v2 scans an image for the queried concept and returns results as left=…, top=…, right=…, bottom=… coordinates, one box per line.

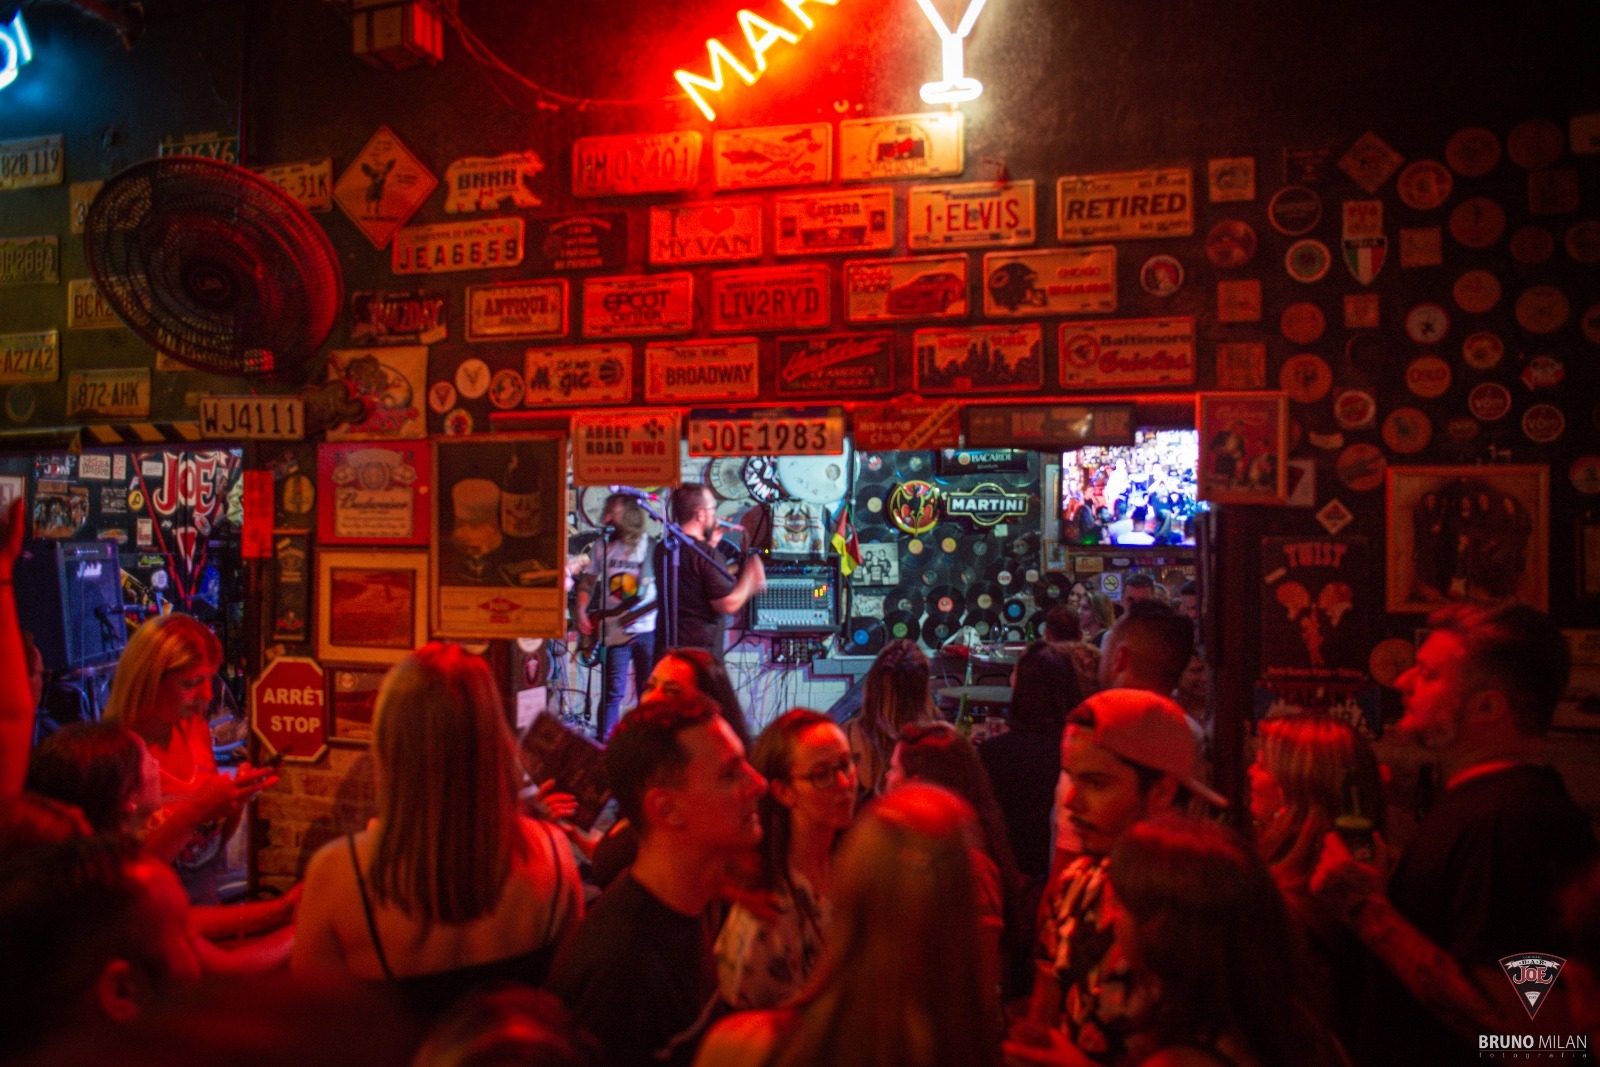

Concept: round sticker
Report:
left=1336, top=443, right=1386, bottom=492
left=1140, top=255, right=1184, bottom=297
left=1451, top=270, right=1502, bottom=314
left=280, top=475, right=313, bottom=515
left=489, top=368, right=526, bottom=409
left=1462, top=331, right=1505, bottom=370
left=1468, top=382, right=1512, bottom=421
left=5, top=385, right=35, bottom=423
left=1515, top=285, right=1569, bottom=334
left=1565, top=220, right=1600, bottom=264
left=455, top=358, right=491, bottom=399
left=1280, top=302, right=1326, bottom=345
left=1396, top=160, right=1453, bottom=210
left=1285, top=239, right=1332, bottom=283
left=1205, top=220, right=1257, bottom=268
left=442, top=409, right=474, bottom=435
left=1279, top=353, right=1333, bottom=404
left=1405, top=303, right=1450, bottom=345
left=1446, top=416, right=1480, bottom=444
left=1446, top=127, right=1501, bottom=177
left=1382, top=407, right=1432, bottom=454
left=1509, top=225, right=1555, bottom=265
left=1333, top=389, right=1377, bottom=431
left=1582, top=303, right=1600, bottom=345
left=1571, top=457, right=1600, bottom=495
left=1369, top=638, right=1416, bottom=688
left=1521, top=355, right=1565, bottom=391
left=127, top=488, right=146, bottom=512
left=1506, top=118, right=1565, bottom=170
left=1405, top=355, right=1452, bottom=398
left=1522, top=403, right=1564, bottom=443
left=1449, top=197, right=1506, bottom=249
left=427, top=380, right=458, bottom=414
left=1268, top=185, right=1322, bottom=236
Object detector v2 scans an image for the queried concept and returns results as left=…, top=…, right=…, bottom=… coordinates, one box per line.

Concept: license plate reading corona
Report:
left=688, top=411, right=844, bottom=456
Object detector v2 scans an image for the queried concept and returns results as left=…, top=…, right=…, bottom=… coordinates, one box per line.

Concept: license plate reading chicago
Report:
left=689, top=414, right=843, bottom=456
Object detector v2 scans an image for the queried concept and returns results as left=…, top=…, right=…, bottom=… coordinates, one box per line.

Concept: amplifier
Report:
left=749, top=559, right=837, bottom=633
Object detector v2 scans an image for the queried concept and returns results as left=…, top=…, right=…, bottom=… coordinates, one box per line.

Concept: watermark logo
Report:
left=1499, top=953, right=1566, bottom=1020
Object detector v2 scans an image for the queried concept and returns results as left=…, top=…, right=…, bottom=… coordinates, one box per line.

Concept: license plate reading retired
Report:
left=392, top=217, right=524, bottom=275
left=198, top=395, right=305, bottom=440
left=688, top=411, right=844, bottom=456
left=0, top=135, right=64, bottom=192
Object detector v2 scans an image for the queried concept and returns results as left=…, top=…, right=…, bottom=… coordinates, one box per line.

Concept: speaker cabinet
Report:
left=15, top=540, right=128, bottom=672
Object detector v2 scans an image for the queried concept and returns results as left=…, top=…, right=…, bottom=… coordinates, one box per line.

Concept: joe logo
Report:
left=1499, top=953, right=1565, bottom=1019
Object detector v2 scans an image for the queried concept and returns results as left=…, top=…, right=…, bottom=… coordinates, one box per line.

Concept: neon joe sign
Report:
left=0, top=11, right=33, bottom=92
left=674, top=0, right=990, bottom=121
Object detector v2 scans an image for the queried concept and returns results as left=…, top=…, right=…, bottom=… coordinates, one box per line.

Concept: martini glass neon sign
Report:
left=0, top=11, right=34, bottom=92
left=914, top=0, right=988, bottom=104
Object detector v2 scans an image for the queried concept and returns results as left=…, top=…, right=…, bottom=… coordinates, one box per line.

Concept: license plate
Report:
left=844, top=255, right=968, bottom=323
left=69, top=181, right=104, bottom=233
left=645, top=339, right=760, bottom=403
left=466, top=279, right=567, bottom=341
left=199, top=396, right=306, bottom=440
left=839, top=112, right=963, bottom=181
left=391, top=217, right=524, bottom=274
left=712, top=123, right=832, bottom=189
left=1057, top=167, right=1193, bottom=242
left=648, top=199, right=763, bottom=265
left=908, top=180, right=1036, bottom=249
left=572, top=131, right=702, bottom=197
left=67, top=278, right=123, bottom=330
left=981, top=247, right=1117, bottom=317
left=159, top=131, right=239, bottom=164
left=0, top=135, right=64, bottom=192
left=709, top=265, right=830, bottom=332
left=774, top=188, right=894, bottom=255
left=0, top=236, right=58, bottom=285
left=583, top=273, right=695, bottom=338
left=66, top=369, right=150, bottom=419
left=688, top=410, right=845, bottom=456
left=0, top=330, right=59, bottom=384
left=255, top=158, right=333, bottom=212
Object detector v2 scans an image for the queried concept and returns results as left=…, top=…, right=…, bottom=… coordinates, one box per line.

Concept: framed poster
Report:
left=316, top=441, right=431, bottom=545
left=315, top=549, right=428, bottom=665
left=1196, top=392, right=1288, bottom=504
left=1385, top=464, right=1549, bottom=612
left=1260, top=537, right=1370, bottom=683
left=327, top=665, right=388, bottom=744
left=433, top=434, right=568, bottom=639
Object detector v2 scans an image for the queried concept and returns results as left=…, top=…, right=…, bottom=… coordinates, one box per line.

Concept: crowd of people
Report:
left=3, top=488, right=1600, bottom=1065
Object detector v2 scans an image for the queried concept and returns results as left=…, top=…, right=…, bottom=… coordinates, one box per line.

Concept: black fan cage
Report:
left=85, top=156, right=343, bottom=378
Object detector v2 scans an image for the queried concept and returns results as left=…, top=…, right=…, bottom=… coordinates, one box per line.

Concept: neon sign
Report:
left=674, top=0, right=839, bottom=122
left=0, top=11, right=33, bottom=92
left=914, top=0, right=988, bottom=104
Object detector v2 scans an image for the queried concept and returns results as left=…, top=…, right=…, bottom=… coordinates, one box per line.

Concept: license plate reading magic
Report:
left=688, top=412, right=844, bottom=456
left=198, top=396, right=305, bottom=440
left=392, top=218, right=524, bottom=274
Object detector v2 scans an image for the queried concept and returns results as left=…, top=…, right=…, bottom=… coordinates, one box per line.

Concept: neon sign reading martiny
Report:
left=914, top=0, right=987, bottom=104
left=674, top=0, right=839, bottom=122
left=0, top=11, right=33, bottom=92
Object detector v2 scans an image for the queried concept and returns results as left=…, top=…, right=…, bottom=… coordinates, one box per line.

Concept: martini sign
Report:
left=945, top=481, right=1031, bottom=527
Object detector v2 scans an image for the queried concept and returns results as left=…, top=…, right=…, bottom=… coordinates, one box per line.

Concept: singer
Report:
left=573, top=493, right=657, bottom=740
left=654, top=483, right=765, bottom=662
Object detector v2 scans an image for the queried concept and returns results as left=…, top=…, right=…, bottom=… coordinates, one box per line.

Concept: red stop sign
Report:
left=252, top=656, right=327, bottom=763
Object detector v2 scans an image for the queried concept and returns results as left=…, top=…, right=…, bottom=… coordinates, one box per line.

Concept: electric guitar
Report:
left=575, top=599, right=658, bottom=668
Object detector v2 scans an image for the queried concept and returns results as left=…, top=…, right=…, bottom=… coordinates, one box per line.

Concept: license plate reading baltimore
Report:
left=689, top=412, right=843, bottom=456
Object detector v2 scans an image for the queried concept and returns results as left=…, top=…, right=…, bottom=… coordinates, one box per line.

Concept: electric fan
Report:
left=84, top=156, right=343, bottom=378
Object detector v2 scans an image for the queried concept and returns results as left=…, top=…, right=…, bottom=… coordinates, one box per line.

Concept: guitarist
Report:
left=654, top=483, right=765, bottom=664
left=575, top=493, right=658, bottom=740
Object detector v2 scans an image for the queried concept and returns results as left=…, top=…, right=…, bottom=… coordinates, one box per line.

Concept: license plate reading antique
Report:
left=199, top=396, right=306, bottom=440
left=688, top=410, right=845, bottom=456
left=392, top=217, right=525, bottom=274
left=0, top=135, right=64, bottom=192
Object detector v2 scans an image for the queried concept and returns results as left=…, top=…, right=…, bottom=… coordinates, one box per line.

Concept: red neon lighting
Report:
left=674, top=0, right=839, bottom=121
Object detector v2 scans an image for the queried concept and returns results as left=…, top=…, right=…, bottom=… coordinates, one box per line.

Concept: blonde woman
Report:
left=841, top=640, right=937, bottom=795
left=104, top=612, right=275, bottom=903
left=293, top=643, right=582, bottom=1021
left=1078, top=590, right=1116, bottom=648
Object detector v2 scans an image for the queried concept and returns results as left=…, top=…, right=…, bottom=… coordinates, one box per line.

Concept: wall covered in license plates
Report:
left=4, top=0, right=1600, bottom=874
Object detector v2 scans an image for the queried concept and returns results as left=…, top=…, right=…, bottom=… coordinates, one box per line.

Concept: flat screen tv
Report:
left=1060, top=429, right=1202, bottom=546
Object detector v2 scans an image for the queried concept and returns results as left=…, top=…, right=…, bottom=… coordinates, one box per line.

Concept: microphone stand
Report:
left=583, top=525, right=613, bottom=736
left=624, top=494, right=730, bottom=653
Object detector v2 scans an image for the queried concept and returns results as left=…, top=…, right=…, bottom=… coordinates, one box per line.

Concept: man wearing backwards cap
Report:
left=1011, top=689, right=1226, bottom=1067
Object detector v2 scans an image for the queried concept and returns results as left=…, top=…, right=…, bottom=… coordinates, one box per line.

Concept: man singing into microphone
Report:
left=574, top=492, right=658, bottom=741
left=654, top=483, right=765, bottom=663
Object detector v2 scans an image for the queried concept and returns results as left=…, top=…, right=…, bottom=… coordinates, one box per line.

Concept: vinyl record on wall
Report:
left=840, top=618, right=886, bottom=655
left=1034, top=573, right=1072, bottom=605
left=963, top=609, right=1002, bottom=638
left=858, top=451, right=893, bottom=480
left=896, top=451, right=935, bottom=480
left=987, top=562, right=1021, bottom=591
left=1002, top=597, right=1030, bottom=622
left=708, top=458, right=752, bottom=502
left=885, top=611, right=920, bottom=641
left=953, top=565, right=980, bottom=588
left=967, top=583, right=1003, bottom=612
left=968, top=538, right=994, bottom=562
left=885, top=586, right=925, bottom=618
left=854, top=480, right=892, bottom=527
left=926, top=584, right=966, bottom=618
left=1003, top=625, right=1028, bottom=642
left=1027, top=609, right=1051, bottom=640
left=1008, top=532, right=1042, bottom=560
left=932, top=524, right=963, bottom=554
left=922, top=615, right=959, bottom=646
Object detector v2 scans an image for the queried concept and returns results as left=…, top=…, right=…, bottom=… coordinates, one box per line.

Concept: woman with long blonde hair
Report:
left=103, top=612, right=275, bottom=902
left=841, top=640, right=937, bottom=795
left=293, top=643, right=582, bottom=1021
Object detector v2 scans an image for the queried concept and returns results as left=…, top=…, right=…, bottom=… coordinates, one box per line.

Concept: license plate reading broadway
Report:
left=392, top=218, right=524, bottom=275
left=688, top=411, right=844, bottom=456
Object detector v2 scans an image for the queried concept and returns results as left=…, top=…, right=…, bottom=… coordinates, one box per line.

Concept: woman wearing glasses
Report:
left=715, top=709, right=857, bottom=1010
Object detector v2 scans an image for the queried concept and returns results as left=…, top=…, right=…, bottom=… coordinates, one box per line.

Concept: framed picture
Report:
left=315, top=549, right=429, bottom=665
left=1385, top=464, right=1549, bottom=612
left=316, top=441, right=431, bottom=545
left=1196, top=391, right=1288, bottom=504
left=433, top=434, right=568, bottom=639
left=327, top=664, right=389, bottom=744
left=0, top=474, right=24, bottom=512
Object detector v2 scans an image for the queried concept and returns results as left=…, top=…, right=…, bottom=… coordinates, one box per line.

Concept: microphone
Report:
left=716, top=518, right=741, bottom=530
left=608, top=486, right=662, bottom=502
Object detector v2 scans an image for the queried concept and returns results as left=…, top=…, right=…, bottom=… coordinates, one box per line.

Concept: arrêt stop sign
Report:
left=251, top=656, right=327, bottom=763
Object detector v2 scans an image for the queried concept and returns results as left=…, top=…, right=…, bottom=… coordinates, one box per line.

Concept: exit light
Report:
left=914, top=0, right=988, bottom=104
left=674, top=0, right=840, bottom=122
left=0, top=11, right=34, bottom=92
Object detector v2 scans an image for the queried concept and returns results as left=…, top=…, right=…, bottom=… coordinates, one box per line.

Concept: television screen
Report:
left=1061, top=429, right=1202, bottom=546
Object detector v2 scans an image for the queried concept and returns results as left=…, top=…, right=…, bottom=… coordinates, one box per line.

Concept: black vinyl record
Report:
left=896, top=451, right=935, bottom=480
left=854, top=480, right=892, bottom=527
left=840, top=618, right=886, bottom=655
left=1027, top=609, right=1051, bottom=640
left=921, top=615, right=959, bottom=646
left=885, top=586, right=925, bottom=618
left=920, top=567, right=942, bottom=588
left=857, top=451, right=893, bottom=480
left=967, top=583, right=1003, bottom=612
left=931, top=523, right=964, bottom=554
left=1008, top=532, right=1041, bottom=560
left=953, top=565, right=980, bottom=588
left=884, top=611, right=920, bottom=642
left=968, top=537, right=994, bottom=563
left=963, top=609, right=1002, bottom=639
left=986, top=561, right=1021, bottom=591
left=925, top=584, right=966, bottom=618
left=1002, top=597, right=1029, bottom=622
left=1003, top=625, right=1027, bottom=642
left=1033, top=573, right=1071, bottom=605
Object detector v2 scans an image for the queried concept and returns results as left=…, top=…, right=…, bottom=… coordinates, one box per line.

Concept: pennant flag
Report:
left=831, top=504, right=862, bottom=577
